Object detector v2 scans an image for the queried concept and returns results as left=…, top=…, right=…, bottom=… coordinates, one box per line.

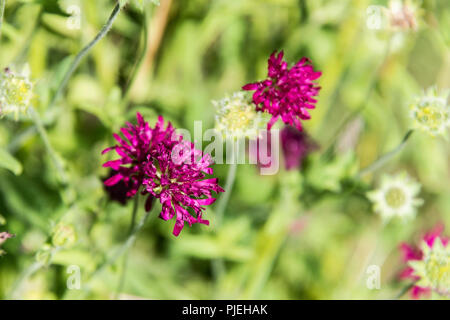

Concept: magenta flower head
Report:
left=281, top=125, right=318, bottom=170
left=102, top=113, right=224, bottom=236
left=243, top=50, right=322, bottom=130
left=399, top=224, right=449, bottom=299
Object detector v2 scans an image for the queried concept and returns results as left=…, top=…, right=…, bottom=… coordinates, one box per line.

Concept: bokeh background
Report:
left=0, top=0, right=449, bottom=299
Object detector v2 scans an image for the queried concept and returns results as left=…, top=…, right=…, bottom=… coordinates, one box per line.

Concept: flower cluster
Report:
left=213, top=91, right=262, bottom=139
left=410, top=87, right=449, bottom=138
left=243, top=51, right=321, bottom=131
left=399, top=225, right=449, bottom=299
left=103, top=113, right=224, bottom=236
left=0, top=67, right=34, bottom=120
left=367, top=172, right=423, bottom=222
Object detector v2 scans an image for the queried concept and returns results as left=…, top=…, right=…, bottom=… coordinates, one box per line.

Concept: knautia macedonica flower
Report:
left=280, top=125, right=318, bottom=170
left=399, top=225, right=449, bottom=299
left=0, top=66, right=34, bottom=120
left=213, top=91, right=262, bottom=139
left=0, top=231, right=14, bottom=256
left=366, top=172, right=423, bottom=222
left=410, top=87, right=450, bottom=138
left=243, top=50, right=321, bottom=131
left=103, top=113, right=224, bottom=236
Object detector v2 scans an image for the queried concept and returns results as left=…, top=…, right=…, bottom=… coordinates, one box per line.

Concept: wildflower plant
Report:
left=103, top=113, right=224, bottom=236
left=1, top=0, right=450, bottom=302
left=399, top=226, right=449, bottom=298
left=367, top=173, right=423, bottom=222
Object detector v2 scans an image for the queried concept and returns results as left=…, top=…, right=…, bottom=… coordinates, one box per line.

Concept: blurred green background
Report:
left=0, top=0, right=449, bottom=299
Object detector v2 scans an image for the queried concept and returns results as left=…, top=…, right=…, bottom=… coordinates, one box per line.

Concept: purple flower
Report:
left=243, top=51, right=321, bottom=130
left=281, top=126, right=318, bottom=170
left=102, top=113, right=224, bottom=236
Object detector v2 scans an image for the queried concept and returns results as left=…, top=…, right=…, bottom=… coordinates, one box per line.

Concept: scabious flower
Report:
left=399, top=225, right=449, bottom=299
left=0, top=231, right=14, bottom=256
left=280, top=125, right=317, bottom=170
left=243, top=51, right=321, bottom=131
left=366, top=172, right=423, bottom=222
left=0, top=66, right=34, bottom=120
left=102, top=113, right=224, bottom=236
left=410, top=87, right=450, bottom=138
left=213, top=91, right=262, bottom=139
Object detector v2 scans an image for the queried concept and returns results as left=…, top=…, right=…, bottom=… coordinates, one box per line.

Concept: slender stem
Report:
left=8, top=246, right=61, bottom=299
left=28, top=106, right=68, bottom=185
left=114, top=194, right=139, bottom=299
left=0, top=0, right=6, bottom=42
left=123, top=6, right=150, bottom=104
left=215, top=161, right=237, bottom=227
left=211, top=143, right=238, bottom=288
left=394, top=282, right=415, bottom=300
left=358, top=130, right=414, bottom=178
left=49, top=3, right=122, bottom=110
left=8, top=261, right=43, bottom=299
left=323, top=37, right=393, bottom=158
left=74, top=203, right=152, bottom=298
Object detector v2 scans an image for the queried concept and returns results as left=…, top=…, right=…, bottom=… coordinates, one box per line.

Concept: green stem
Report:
left=74, top=202, right=152, bottom=298
left=358, top=130, right=414, bottom=178
left=28, top=106, right=68, bottom=185
left=49, top=3, right=122, bottom=110
left=211, top=144, right=238, bottom=289
left=8, top=246, right=60, bottom=299
left=323, top=36, right=393, bottom=158
left=394, top=282, right=415, bottom=300
left=123, top=5, right=150, bottom=105
left=114, top=194, right=139, bottom=299
left=0, top=0, right=5, bottom=42
left=215, top=161, right=237, bottom=226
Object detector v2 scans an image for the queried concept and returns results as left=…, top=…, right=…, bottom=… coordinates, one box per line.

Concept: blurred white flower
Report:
left=409, top=238, right=450, bottom=296
left=0, top=65, right=34, bottom=120
left=410, top=87, right=450, bottom=138
left=367, top=172, right=423, bottom=222
left=213, top=91, right=262, bottom=139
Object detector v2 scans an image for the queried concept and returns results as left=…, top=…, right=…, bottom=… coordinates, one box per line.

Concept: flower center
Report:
left=385, top=187, right=406, bottom=208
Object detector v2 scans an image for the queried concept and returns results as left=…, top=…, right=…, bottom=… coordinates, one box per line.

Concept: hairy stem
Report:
left=49, top=3, right=122, bottom=110
left=114, top=194, right=139, bottom=299
left=358, top=130, right=414, bottom=178
left=323, top=36, right=393, bottom=158
left=73, top=203, right=152, bottom=298
left=211, top=144, right=238, bottom=289
left=28, top=107, right=68, bottom=185
left=123, top=6, right=150, bottom=104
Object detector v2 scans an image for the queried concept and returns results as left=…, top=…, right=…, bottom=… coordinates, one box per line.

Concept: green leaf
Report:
left=0, top=148, right=23, bottom=175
